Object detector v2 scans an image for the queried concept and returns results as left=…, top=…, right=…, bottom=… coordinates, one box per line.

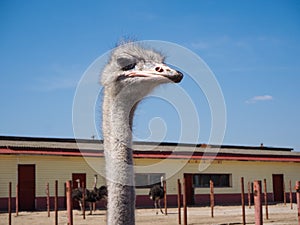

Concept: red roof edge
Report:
left=1, top=148, right=300, bottom=162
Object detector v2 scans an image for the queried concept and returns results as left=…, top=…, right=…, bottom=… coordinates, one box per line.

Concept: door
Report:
left=18, top=165, right=36, bottom=211
left=184, top=174, right=194, bottom=205
left=272, top=174, right=284, bottom=202
left=72, top=173, right=86, bottom=209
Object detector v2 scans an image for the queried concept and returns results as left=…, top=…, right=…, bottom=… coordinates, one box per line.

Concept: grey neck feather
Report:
left=102, top=88, right=138, bottom=225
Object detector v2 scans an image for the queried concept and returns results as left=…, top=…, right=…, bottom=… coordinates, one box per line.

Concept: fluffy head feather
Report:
left=101, top=42, right=183, bottom=99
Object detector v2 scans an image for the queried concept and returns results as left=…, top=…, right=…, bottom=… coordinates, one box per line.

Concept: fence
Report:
left=4, top=178, right=300, bottom=225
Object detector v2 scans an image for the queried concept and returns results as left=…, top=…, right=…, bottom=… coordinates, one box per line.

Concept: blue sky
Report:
left=1, top=0, right=300, bottom=151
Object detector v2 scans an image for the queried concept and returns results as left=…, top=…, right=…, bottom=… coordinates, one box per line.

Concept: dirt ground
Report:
left=0, top=203, right=298, bottom=225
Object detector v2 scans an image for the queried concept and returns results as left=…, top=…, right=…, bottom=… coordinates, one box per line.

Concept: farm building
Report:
left=0, top=135, right=299, bottom=211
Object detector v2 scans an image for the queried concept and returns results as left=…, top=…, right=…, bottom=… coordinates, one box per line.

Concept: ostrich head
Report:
left=101, top=42, right=183, bottom=104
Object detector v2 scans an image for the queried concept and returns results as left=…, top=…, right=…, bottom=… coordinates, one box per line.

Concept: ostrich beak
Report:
left=128, top=64, right=183, bottom=83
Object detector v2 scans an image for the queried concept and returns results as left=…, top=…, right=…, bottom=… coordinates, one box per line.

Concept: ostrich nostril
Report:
left=155, top=67, right=164, bottom=73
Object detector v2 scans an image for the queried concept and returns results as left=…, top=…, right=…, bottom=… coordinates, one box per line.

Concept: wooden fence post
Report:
left=241, top=177, right=246, bottom=225
left=283, top=180, right=286, bottom=206
left=46, top=182, right=50, bottom=217
left=163, top=180, right=167, bottom=215
left=66, top=180, right=73, bottom=225
left=8, top=182, right=12, bottom=225
left=82, top=181, right=86, bottom=219
left=55, top=180, right=58, bottom=225
left=16, top=183, right=19, bottom=216
left=289, top=180, right=293, bottom=210
left=263, top=179, right=268, bottom=220
left=210, top=180, right=214, bottom=218
left=296, top=181, right=300, bottom=225
left=183, top=177, right=187, bottom=225
left=248, top=181, right=252, bottom=209
left=177, top=179, right=181, bottom=224
left=254, top=180, right=263, bottom=225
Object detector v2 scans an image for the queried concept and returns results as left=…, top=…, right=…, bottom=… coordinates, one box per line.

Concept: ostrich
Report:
left=71, top=179, right=87, bottom=212
left=71, top=179, right=98, bottom=215
left=93, top=175, right=108, bottom=201
left=149, top=176, right=165, bottom=214
left=100, top=41, right=183, bottom=224
left=92, top=174, right=108, bottom=211
left=96, top=185, right=108, bottom=201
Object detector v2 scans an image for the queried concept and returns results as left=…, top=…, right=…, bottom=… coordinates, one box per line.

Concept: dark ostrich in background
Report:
left=71, top=179, right=95, bottom=215
left=96, top=185, right=108, bottom=201
left=92, top=174, right=108, bottom=210
left=72, top=177, right=107, bottom=215
left=149, top=176, right=165, bottom=214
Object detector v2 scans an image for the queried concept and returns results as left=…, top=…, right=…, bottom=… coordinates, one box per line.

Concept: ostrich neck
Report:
left=103, top=89, right=137, bottom=225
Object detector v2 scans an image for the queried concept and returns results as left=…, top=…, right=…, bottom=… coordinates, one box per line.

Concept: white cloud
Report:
left=246, top=95, right=274, bottom=104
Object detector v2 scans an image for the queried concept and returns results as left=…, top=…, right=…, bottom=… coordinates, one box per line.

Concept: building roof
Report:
left=0, top=135, right=299, bottom=162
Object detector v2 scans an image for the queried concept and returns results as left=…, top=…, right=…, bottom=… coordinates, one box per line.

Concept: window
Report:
left=193, top=174, right=231, bottom=188
left=135, top=173, right=165, bottom=188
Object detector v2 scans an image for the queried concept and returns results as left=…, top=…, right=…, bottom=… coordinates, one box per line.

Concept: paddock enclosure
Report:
left=1, top=204, right=299, bottom=225
left=0, top=136, right=300, bottom=211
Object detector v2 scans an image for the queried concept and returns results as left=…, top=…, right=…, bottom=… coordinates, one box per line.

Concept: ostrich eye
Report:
left=121, top=63, right=136, bottom=71
left=117, top=57, right=137, bottom=71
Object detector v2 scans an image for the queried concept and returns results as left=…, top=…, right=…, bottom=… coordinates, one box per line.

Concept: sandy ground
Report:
left=0, top=203, right=298, bottom=225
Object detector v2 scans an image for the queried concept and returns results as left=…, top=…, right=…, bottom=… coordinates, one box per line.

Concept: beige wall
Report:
left=0, top=155, right=106, bottom=197
left=134, top=158, right=300, bottom=196
left=0, top=155, right=17, bottom=197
